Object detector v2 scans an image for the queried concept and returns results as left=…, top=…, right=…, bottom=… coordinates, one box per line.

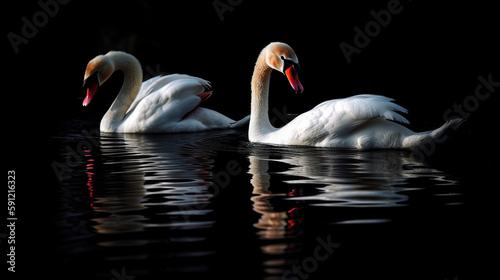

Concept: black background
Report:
left=5, top=0, right=499, bottom=130
left=4, top=0, right=499, bottom=279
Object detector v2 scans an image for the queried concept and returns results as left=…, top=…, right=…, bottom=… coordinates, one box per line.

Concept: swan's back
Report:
left=264, top=95, right=412, bottom=148
left=118, top=74, right=213, bottom=132
left=126, top=74, right=210, bottom=115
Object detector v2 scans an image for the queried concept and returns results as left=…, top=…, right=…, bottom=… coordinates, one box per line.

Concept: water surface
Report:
left=53, top=126, right=466, bottom=280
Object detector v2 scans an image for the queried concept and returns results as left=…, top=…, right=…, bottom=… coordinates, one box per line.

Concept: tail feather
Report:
left=229, top=115, right=250, bottom=129
left=430, top=118, right=465, bottom=139
left=402, top=118, right=465, bottom=149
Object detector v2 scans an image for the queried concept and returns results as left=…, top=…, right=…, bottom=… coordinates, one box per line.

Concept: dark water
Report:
left=49, top=124, right=469, bottom=280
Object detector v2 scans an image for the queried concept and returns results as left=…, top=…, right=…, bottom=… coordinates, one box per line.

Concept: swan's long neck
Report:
left=101, top=52, right=143, bottom=132
left=249, top=48, right=275, bottom=141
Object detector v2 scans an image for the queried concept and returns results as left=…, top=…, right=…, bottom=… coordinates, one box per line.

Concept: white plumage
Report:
left=249, top=43, right=463, bottom=149
left=267, top=95, right=409, bottom=147
left=82, top=52, right=248, bottom=133
left=122, top=75, right=239, bottom=133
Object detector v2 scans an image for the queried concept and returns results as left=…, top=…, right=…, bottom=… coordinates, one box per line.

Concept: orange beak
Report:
left=82, top=83, right=98, bottom=106
left=285, top=64, right=304, bottom=93
left=82, top=72, right=100, bottom=106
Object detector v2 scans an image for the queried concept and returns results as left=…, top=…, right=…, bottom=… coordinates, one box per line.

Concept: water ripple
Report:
left=54, top=129, right=464, bottom=279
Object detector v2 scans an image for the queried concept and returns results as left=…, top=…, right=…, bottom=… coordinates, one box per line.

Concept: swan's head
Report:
left=265, top=42, right=304, bottom=93
left=82, top=54, right=115, bottom=106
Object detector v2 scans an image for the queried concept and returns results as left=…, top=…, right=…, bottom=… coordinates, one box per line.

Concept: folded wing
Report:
left=280, top=94, right=409, bottom=144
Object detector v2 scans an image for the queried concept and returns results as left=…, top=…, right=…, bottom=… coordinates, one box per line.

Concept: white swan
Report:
left=82, top=51, right=249, bottom=133
left=249, top=42, right=464, bottom=149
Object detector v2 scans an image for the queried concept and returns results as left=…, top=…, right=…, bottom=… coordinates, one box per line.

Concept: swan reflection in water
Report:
left=85, top=132, right=227, bottom=239
left=247, top=144, right=460, bottom=277
left=248, top=145, right=459, bottom=208
left=80, top=130, right=460, bottom=277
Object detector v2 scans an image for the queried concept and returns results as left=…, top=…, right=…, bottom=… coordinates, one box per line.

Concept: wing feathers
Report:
left=317, top=94, right=409, bottom=124
left=280, top=94, right=409, bottom=144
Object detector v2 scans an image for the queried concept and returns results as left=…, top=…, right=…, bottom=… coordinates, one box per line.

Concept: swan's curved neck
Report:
left=250, top=48, right=275, bottom=140
left=101, top=52, right=143, bottom=132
